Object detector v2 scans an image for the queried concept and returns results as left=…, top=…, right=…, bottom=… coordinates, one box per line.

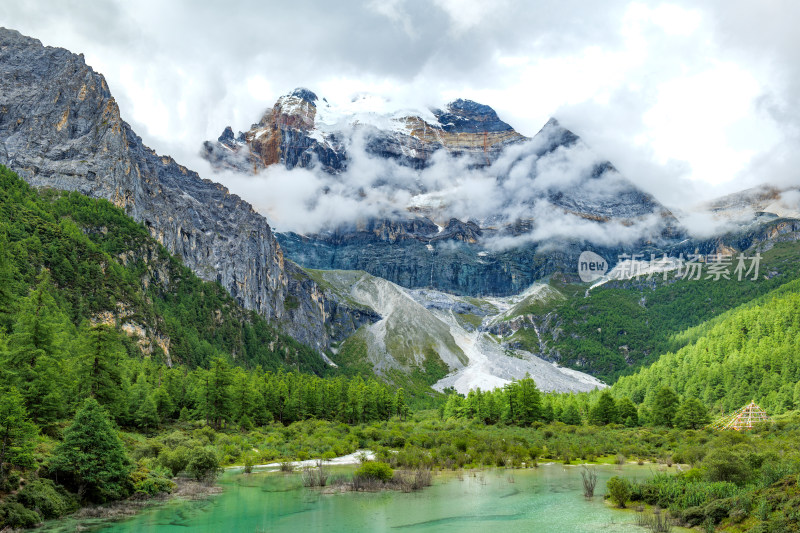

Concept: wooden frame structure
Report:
left=710, top=401, right=771, bottom=431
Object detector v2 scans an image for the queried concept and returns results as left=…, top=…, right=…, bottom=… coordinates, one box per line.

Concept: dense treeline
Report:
left=0, top=164, right=327, bottom=374
left=614, top=279, right=800, bottom=415
left=0, top=295, right=404, bottom=525
left=441, top=379, right=708, bottom=430
left=0, top=166, right=410, bottom=527
left=444, top=277, right=800, bottom=432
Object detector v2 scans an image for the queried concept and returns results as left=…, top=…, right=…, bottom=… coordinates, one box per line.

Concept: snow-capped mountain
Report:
left=202, top=87, right=526, bottom=173
left=202, top=88, right=683, bottom=296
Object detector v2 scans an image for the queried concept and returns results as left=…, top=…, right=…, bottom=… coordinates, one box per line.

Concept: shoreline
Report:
left=41, top=478, right=223, bottom=530
left=226, top=449, right=377, bottom=472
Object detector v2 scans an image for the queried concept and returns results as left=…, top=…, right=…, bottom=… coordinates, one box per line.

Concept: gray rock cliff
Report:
left=0, top=27, right=373, bottom=352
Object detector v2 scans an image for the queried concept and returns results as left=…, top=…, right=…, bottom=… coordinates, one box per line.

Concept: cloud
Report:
left=207, top=120, right=680, bottom=251
left=1, top=0, right=798, bottom=211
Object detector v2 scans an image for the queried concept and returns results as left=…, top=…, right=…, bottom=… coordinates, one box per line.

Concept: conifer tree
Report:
left=616, top=397, right=639, bottom=427
left=198, top=358, right=234, bottom=429
left=394, top=388, right=408, bottom=420
left=561, top=402, right=582, bottom=425
left=589, top=391, right=618, bottom=425
left=4, top=272, right=67, bottom=424
left=49, top=398, right=131, bottom=502
left=651, top=386, right=680, bottom=427
left=0, top=387, right=37, bottom=483
left=77, top=324, right=126, bottom=420
left=674, top=397, right=710, bottom=429
left=0, top=234, right=17, bottom=333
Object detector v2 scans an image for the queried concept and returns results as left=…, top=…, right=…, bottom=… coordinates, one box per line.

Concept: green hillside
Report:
left=0, top=165, right=327, bottom=374
left=613, top=278, right=800, bottom=415
left=500, top=241, right=800, bottom=381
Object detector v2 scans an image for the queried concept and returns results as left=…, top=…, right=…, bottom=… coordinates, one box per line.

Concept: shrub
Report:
left=607, top=476, right=631, bottom=508
left=157, top=445, right=191, bottom=476
left=581, top=466, right=598, bottom=497
left=301, top=461, right=330, bottom=487
left=702, top=449, right=752, bottom=485
left=239, top=414, right=254, bottom=432
left=243, top=453, right=256, bottom=474
left=187, top=447, right=221, bottom=482
left=354, top=461, right=393, bottom=482
left=13, top=479, right=78, bottom=519
left=394, top=467, right=433, bottom=492
left=0, top=501, right=41, bottom=529
left=0, top=470, right=20, bottom=493
left=130, top=466, right=176, bottom=496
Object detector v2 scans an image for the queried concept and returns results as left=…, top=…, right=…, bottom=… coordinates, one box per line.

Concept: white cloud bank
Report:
left=1, top=0, right=798, bottom=216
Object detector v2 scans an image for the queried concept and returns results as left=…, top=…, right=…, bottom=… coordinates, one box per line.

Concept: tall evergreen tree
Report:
left=616, top=397, right=639, bottom=427
left=4, top=272, right=67, bottom=424
left=129, top=374, right=159, bottom=430
left=589, top=391, right=618, bottom=425
left=0, top=233, right=17, bottom=333
left=674, top=397, right=710, bottom=429
left=198, top=358, right=234, bottom=429
left=394, top=388, right=408, bottom=421
left=504, top=376, right=542, bottom=426
left=0, top=387, right=37, bottom=483
left=651, top=386, right=680, bottom=427
left=49, top=398, right=131, bottom=502
left=76, top=324, right=126, bottom=420
left=561, top=402, right=583, bottom=425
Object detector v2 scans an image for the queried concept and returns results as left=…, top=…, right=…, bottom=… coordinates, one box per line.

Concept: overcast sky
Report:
left=2, top=0, right=799, bottom=208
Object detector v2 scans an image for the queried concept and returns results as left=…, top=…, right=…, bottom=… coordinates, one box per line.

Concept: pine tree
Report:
left=134, top=394, right=160, bottom=431
left=616, top=397, right=638, bottom=426
left=589, top=391, right=618, bottom=425
left=651, top=386, right=680, bottom=427
left=129, top=373, right=152, bottom=426
left=49, top=398, right=131, bottom=502
left=77, top=324, right=126, bottom=420
left=504, top=376, right=542, bottom=426
left=232, top=371, right=256, bottom=424
left=443, top=393, right=464, bottom=419
left=198, top=358, right=234, bottom=429
left=0, top=387, right=37, bottom=483
left=674, top=397, right=710, bottom=429
left=4, top=272, right=67, bottom=424
left=152, top=386, right=175, bottom=421
left=394, top=388, right=408, bottom=421
left=0, top=233, right=17, bottom=333
left=561, top=402, right=582, bottom=425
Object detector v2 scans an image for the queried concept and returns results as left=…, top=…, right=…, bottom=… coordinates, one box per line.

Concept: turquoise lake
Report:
left=43, top=464, right=666, bottom=532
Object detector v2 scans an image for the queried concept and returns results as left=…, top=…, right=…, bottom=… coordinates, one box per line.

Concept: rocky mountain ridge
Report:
left=203, top=89, right=684, bottom=296
left=202, top=88, right=527, bottom=173
left=0, top=28, right=372, bottom=352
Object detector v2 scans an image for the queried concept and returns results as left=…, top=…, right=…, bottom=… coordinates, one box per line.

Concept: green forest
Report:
left=509, top=240, right=800, bottom=381
left=1, top=164, right=800, bottom=531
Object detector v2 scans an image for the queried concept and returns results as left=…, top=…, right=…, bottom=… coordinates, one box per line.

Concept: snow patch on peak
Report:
left=309, top=91, right=440, bottom=136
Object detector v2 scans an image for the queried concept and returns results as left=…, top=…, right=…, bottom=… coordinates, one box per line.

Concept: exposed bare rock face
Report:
left=202, top=89, right=527, bottom=173
left=0, top=28, right=372, bottom=352
left=203, top=89, right=684, bottom=296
